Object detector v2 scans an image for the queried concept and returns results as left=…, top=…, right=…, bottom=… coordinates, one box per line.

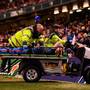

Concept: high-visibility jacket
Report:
left=8, top=27, right=33, bottom=47
left=44, top=33, right=66, bottom=47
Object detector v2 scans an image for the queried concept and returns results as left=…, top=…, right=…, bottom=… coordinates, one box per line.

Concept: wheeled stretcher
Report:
left=0, top=46, right=90, bottom=84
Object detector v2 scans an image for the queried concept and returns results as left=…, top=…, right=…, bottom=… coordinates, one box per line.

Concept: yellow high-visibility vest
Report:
left=8, top=27, right=33, bottom=47
left=45, top=33, right=66, bottom=47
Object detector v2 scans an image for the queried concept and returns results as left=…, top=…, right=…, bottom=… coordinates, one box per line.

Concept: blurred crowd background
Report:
left=0, top=0, right=90, bottom=48
left=0, top=0, right=48, bottom=12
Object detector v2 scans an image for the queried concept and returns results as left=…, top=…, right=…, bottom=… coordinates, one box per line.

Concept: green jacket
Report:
left=45, top=33, right=66, bottom=47
left=8, top=27, right=33, bottom=47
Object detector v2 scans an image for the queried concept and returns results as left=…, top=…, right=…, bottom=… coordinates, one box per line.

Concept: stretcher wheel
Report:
left=22, top=66, right=42, bottom=82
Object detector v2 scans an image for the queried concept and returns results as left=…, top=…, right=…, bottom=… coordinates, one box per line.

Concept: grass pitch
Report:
left=0, top=75, right=90, bottom=90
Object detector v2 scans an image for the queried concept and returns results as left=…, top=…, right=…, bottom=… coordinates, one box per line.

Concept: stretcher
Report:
left=0, top=47, right=90, bottom=84
left=0, top=53, right=67, bottom=59
left=0, top=53, right=68, bottom=80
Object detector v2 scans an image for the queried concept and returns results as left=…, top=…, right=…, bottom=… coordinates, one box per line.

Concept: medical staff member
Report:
left=44, top=24, right=66, bottom=56
left=0, top=23, right=44, bottom=72
left=8, top=23, right=44, bottom=47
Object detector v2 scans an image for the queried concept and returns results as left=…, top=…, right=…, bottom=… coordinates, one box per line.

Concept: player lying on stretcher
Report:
left=0, top=33, right=66, bottom=55
left=0, top=42, right=64, bottom=56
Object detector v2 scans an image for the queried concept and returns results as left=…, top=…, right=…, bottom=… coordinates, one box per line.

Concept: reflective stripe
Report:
left=9, top=38, right=17, bottom=47
left=21, top=30, right=24, bottom=36
left=14, top=36, right=22, bottom=47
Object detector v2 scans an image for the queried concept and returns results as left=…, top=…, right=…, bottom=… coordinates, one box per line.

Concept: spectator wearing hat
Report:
left=34, top=15, right=41, bottom=24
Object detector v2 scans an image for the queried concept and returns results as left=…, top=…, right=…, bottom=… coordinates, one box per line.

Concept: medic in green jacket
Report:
left=8, top=24, right=44, bottom=47
left=44, top=33, right=66, bottom=48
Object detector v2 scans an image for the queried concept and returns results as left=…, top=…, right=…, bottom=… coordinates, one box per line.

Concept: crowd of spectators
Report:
left=0, top=33, right=11, bottom=47
left=0, top=0, right=49, bottom=13
left=42, top=18, right=90, bottom=49
left=0, top=17, right=90, bottom=51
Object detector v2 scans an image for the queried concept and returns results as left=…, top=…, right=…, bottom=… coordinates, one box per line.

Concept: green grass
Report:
left=0, top=75, right=90, bottom=90
left=0, top=81, right=90, bottom=90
